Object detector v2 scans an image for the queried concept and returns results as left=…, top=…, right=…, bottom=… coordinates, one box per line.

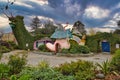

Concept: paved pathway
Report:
left=1, top=50, right=112, bottom=67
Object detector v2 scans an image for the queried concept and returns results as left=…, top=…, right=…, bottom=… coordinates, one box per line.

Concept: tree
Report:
left=73, top=21, right=86, bottom=35
left=0, top=31, right=3, bottom=41
left=44, top=20, right=56, bottom=34
left=114, top=29, right=120, bottom=34
left=0, top=0, right=34, bottom=50
left=30, top=16, right=41, bottom=30
left=35, top=20, right=56, bottom=35
left=114, top=20, right=120, bottom=34
left=117, top=20, right=120, bottom=28
left=89, top=28, right=96, bottom=35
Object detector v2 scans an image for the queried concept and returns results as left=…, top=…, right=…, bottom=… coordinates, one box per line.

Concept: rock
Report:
left=96, top=73, right=105, bottom=79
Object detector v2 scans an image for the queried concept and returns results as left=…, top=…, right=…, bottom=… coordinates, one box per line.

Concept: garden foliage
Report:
left=8, top=53, right=27, bottom=74
left=110, top=49, right=120, bottom=72
left=61, top=40, right=90, bottom=54
left=86, top=32, right=120, bottom=53
left=55, top=60, right=95, bottom=80
left=9, top=16, right=34, bottom=50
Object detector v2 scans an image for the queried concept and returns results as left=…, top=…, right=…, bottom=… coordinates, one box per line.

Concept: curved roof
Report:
left=51, top=29, right=72, bottom=39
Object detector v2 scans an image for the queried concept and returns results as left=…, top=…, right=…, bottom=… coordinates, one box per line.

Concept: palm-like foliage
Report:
left=96, top=59, right=111, bottom=75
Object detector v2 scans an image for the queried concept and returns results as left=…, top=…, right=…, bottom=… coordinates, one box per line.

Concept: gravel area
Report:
left=1, top=50, right=112, bottom=67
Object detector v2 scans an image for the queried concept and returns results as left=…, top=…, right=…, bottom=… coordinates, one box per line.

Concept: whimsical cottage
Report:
left=46, top=22, right=86, bottom=54
left=46, top=23, right=72, bottom=54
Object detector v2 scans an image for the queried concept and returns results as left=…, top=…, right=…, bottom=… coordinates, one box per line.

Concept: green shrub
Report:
left=0, top=46, right=10, bottom=53
left=8, top=53, right=27, bottom=75
left=69, top=40, right=79, bottom=53
left=0, top=53, right=3, bottom=60
left=86, top=36, right=99, bottom=52
left=61, top=48, right=69, bottom=53
left=75, top=69, right=95, bottom=80
left=0, top=63, right=10, bottom=79
left=37, top=60, right=49, bottom=69
left=8, top=41, right=18, bottom=50
left=38, top=44, right=49, bottom=52
left=10, top=75, right=17, bottom=80
left=78, top=45, right=90, bottom=54
left=55, top=60, right=95, bottom=80
left=18, top=74, right=31, bottom=80
left=18, top=63, right=75, bottom=80
left=61, top=40, right=90, bottom=54
left=110, top=49, right=120, bottom=71
left=31, top=68, right=74, bottom=80
left=96, top=60, right=111, bottom=75
left=18, top=67, right=35, bottom=80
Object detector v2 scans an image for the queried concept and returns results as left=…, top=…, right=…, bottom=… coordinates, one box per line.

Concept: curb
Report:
left=32, top=51, right=94, bottom=57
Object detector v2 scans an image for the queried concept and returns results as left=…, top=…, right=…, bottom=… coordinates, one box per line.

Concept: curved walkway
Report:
left=1, top=50, right=112, bottom=67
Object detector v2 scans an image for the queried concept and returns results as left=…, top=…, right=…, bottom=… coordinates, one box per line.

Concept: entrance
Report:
left=101, top=42, right=110, bottom=52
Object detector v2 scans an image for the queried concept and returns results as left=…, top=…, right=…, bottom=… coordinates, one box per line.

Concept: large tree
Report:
left=73, top=21, right=86, bottom=35
left=114, top=20, right=120, bottom=34
left=117, top=20, right=120, bottom=28
left=30, top=16, right=41, bottom=30
left=89, top=28, right=96, bottom=35
left=0, top=0, right=34, bottom=50
left=35, top=20, right=56, bottom=35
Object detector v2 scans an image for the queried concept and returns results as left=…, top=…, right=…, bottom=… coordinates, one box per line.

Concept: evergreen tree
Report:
left=73, top=21, right=86, bottom=35
left=44, top=20, right=56, bottom=34
left=117, top=20, right=120, bottom=28
left=114, top=20, right=120, bottom=34
left=30, top=16, right=41, bottom=30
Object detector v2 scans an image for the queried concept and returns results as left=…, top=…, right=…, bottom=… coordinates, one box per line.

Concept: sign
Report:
left=116, top=44, right=120, bottom=48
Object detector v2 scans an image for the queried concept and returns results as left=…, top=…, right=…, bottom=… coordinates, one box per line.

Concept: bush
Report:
left=69, top=40, right=79, bottom=53
left=37, top=60, right=49, bottom=69
left=61, top=48, right=69, bottom=53
left=75, top=69, right=95, bottom=80
left=0, top=63, right=10, bottom=79
left=0, top=53, right=3, bottom=60
left=31, top=68, right=74, bottom=80
left=86, top=36, right=99, bottom=52
left=18, top=67, right=35, bottom=80
left=8, top=53, right=27, bottom=75
left=110, top=49, right=120, bottom=72
left=96, top=60, right=111, bottom=75
left=78, top=45, right=90, bottom=54
left=0, top=46, right=10, bottom=53
left=38, top=44, right=49, bottom=52
left=55, top=60, right=95, bottom=80
left=8, top=41, right=18, bottom=50
left=18, top=62, right=75, bottom=80
left=61, top=40, right=90, bottom=54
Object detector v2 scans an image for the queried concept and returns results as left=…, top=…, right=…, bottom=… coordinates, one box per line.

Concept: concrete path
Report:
left=1, top=50, right=112, bottom=67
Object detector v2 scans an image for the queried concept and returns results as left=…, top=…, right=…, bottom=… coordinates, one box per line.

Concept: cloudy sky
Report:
left=0, top=0, right=120, bottom=33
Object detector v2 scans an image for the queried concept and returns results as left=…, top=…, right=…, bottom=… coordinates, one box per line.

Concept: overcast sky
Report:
left=0, top=0, right=120, bottom=33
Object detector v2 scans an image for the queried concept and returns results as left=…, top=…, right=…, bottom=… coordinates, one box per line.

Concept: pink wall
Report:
left=46, top=39, right=70, bottom=52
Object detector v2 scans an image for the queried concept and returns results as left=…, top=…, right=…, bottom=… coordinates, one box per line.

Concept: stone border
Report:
left=56, top=53, right=94, bottom=57
left=33, top=51, right=94, bottom=57
left=32, top=51, right=53, bottom=55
